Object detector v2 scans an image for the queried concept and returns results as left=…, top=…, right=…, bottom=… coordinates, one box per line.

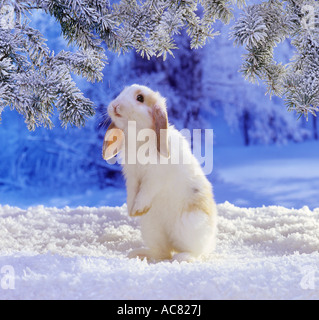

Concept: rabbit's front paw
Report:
left=130, top=205, right=151, bottom=217
left=130, top=195, right=152, bottom=217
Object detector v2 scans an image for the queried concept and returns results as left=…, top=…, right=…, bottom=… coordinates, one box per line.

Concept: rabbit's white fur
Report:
left=103, top=84, right=217, bottom=262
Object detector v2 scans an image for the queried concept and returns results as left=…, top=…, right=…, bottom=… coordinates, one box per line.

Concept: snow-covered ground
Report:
left=0, top=202, right=318, bottom=300
left=213, top=141, right=319, bottom=210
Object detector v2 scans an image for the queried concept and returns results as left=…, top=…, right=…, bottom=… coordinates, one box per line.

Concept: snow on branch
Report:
left=231, top=0, right=319, bottom=117
left=0, top=0, right=319, bottom=129
left=0, top=0, right=237, bottom=129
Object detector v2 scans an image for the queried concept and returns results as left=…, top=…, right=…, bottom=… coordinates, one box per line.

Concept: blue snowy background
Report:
left=1, top=11, right=319, bottom=210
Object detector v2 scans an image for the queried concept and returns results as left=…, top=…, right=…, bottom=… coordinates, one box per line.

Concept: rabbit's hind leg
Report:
left=128, top=247, right=151, bottom=261
left=128, top=247, right=172, bottom=262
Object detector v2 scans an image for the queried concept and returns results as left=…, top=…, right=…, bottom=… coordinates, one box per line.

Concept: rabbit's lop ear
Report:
left=102, top=122, right=125, bottom=160
left=152, top=105, right=170, bottom=158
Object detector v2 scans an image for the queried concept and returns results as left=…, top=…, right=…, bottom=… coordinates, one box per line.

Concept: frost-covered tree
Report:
left=0, top=0, right=319, bottom=131
left=0, top=0, right=107, bottom=130
left=0, top=0, right=236, bottom=130
left=204, top=20, right=313, bottom=146
left=231, top=0, right=319, bottom=118
left=0, top=12, right=127, bottom=195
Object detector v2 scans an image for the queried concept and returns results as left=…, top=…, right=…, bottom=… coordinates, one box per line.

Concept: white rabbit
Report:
left=103, top=84, right=217, bottom=262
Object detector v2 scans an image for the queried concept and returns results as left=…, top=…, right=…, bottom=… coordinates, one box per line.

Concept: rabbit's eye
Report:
left=137, top=94, right=144, bottom=103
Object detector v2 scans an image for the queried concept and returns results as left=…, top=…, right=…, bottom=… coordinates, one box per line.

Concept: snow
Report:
left=213, top=142, right=319, bottom=209
left=0, top=203, right=318, bottom=300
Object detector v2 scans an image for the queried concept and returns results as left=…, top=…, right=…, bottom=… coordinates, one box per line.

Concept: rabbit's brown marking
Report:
left=185, top=187, right=214, bottom=216
left=130, top=206, right=151, bottom=217
left=135, top=89, right=159, bottom=110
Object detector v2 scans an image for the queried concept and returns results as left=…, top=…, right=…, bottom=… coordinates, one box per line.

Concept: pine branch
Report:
left=1, top=0, right=319, bottom=129
left=231, top=0, right=319, bottom=116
